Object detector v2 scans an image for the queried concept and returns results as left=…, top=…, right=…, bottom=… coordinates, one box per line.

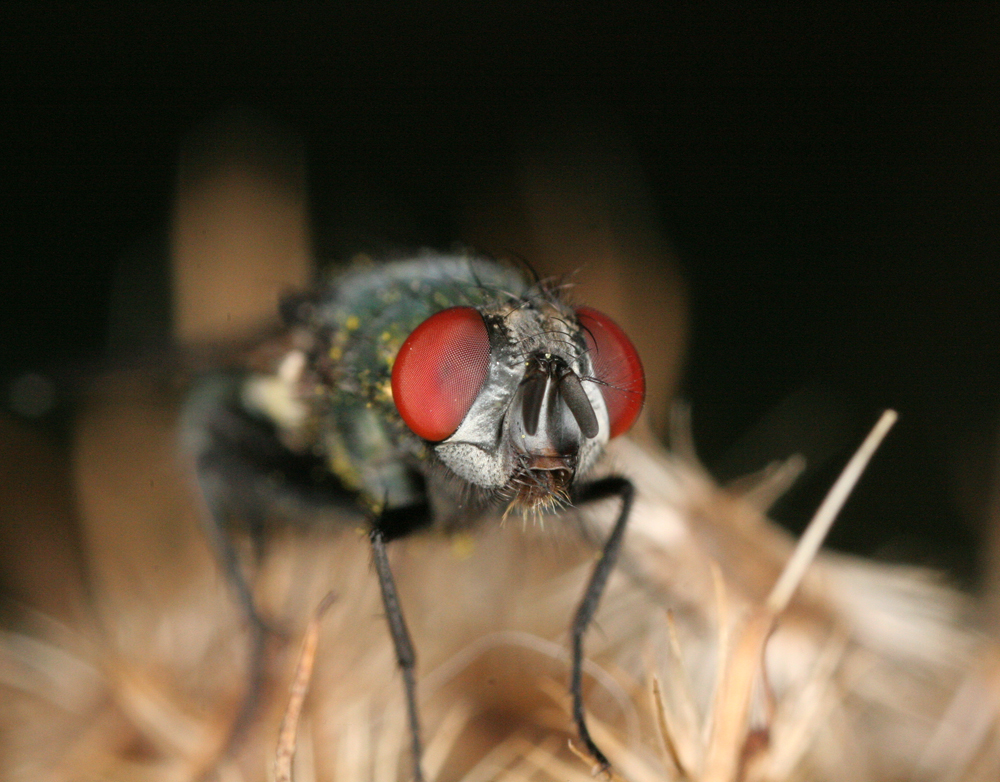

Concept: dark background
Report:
left=2, top=6, right=998, bottom=588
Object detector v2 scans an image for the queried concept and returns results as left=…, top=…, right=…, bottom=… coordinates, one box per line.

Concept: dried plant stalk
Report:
left=276, top=593, right=335, bottom=782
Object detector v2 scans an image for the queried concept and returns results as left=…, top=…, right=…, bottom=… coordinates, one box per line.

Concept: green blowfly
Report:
left=182, top=253, right=645, bottom=780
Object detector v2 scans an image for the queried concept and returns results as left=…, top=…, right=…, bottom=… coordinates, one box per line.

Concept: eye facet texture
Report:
left=576, top=307, right=645, bottom=439
left=391, top=307, right=492, bottom=442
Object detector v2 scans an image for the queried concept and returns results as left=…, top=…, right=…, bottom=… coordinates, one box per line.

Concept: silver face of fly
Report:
left=428, top=300, right=612, bottom=513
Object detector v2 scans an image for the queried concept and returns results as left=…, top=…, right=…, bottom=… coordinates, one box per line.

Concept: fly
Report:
left=182, top=253, right=645, bottom=779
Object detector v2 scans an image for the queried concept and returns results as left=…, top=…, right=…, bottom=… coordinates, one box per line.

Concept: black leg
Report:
left=569, top=475, right=635, bottom=773
left=370, top=527, right=426, bottom=782
left=201, top=502, right=268, bottom=632
left=182, top=494, right=268, bottom=780
left=195, top=499, right=271, bottom=763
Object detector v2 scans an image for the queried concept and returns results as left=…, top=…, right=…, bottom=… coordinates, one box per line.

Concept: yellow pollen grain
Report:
left=450, top=533, right=476, bottom=560
left=345, top=315, right=360, bottom=330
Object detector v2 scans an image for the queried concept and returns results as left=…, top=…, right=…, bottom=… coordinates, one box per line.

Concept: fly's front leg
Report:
left=569, top=475, right=636, bottom=773
left=370, top=526, right=426, bottom=782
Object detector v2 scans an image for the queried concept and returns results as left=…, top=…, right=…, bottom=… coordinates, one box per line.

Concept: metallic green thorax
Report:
left=263, top=255, right=530, bottom=512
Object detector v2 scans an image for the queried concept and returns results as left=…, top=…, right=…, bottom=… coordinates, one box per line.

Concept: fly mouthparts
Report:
left=526, top=453, right=574, bottom=472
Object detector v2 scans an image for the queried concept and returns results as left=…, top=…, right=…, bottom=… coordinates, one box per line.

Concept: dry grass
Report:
left=2, top=400, right=999, bottom=782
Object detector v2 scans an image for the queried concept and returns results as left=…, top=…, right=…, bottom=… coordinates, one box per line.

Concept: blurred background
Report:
left=1, top=5, right=998, bottom=610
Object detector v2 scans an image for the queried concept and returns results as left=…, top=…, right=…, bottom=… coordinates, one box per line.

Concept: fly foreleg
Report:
left=569, top=475, right=636, bottom=773
left=370, top=526, right=426, bottom=782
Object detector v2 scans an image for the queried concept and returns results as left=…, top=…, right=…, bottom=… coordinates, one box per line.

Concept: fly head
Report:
left=391, top=292, right=645, bottom=516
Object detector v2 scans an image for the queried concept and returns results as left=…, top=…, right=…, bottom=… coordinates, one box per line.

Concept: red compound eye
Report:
left=391, top=307, right=492, bottom=442
left=576, top=307, right=645, bottom=439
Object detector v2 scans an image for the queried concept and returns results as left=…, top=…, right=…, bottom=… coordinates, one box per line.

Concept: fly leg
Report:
left=199, top=496, right=270, bottom=632
left=186, top=382, right=291, bottom=758
left=371, top=526, right=426, bottom=782
left=196, top=490, right=271, bottom=754
left=569, top=475, right=636, bottom=773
